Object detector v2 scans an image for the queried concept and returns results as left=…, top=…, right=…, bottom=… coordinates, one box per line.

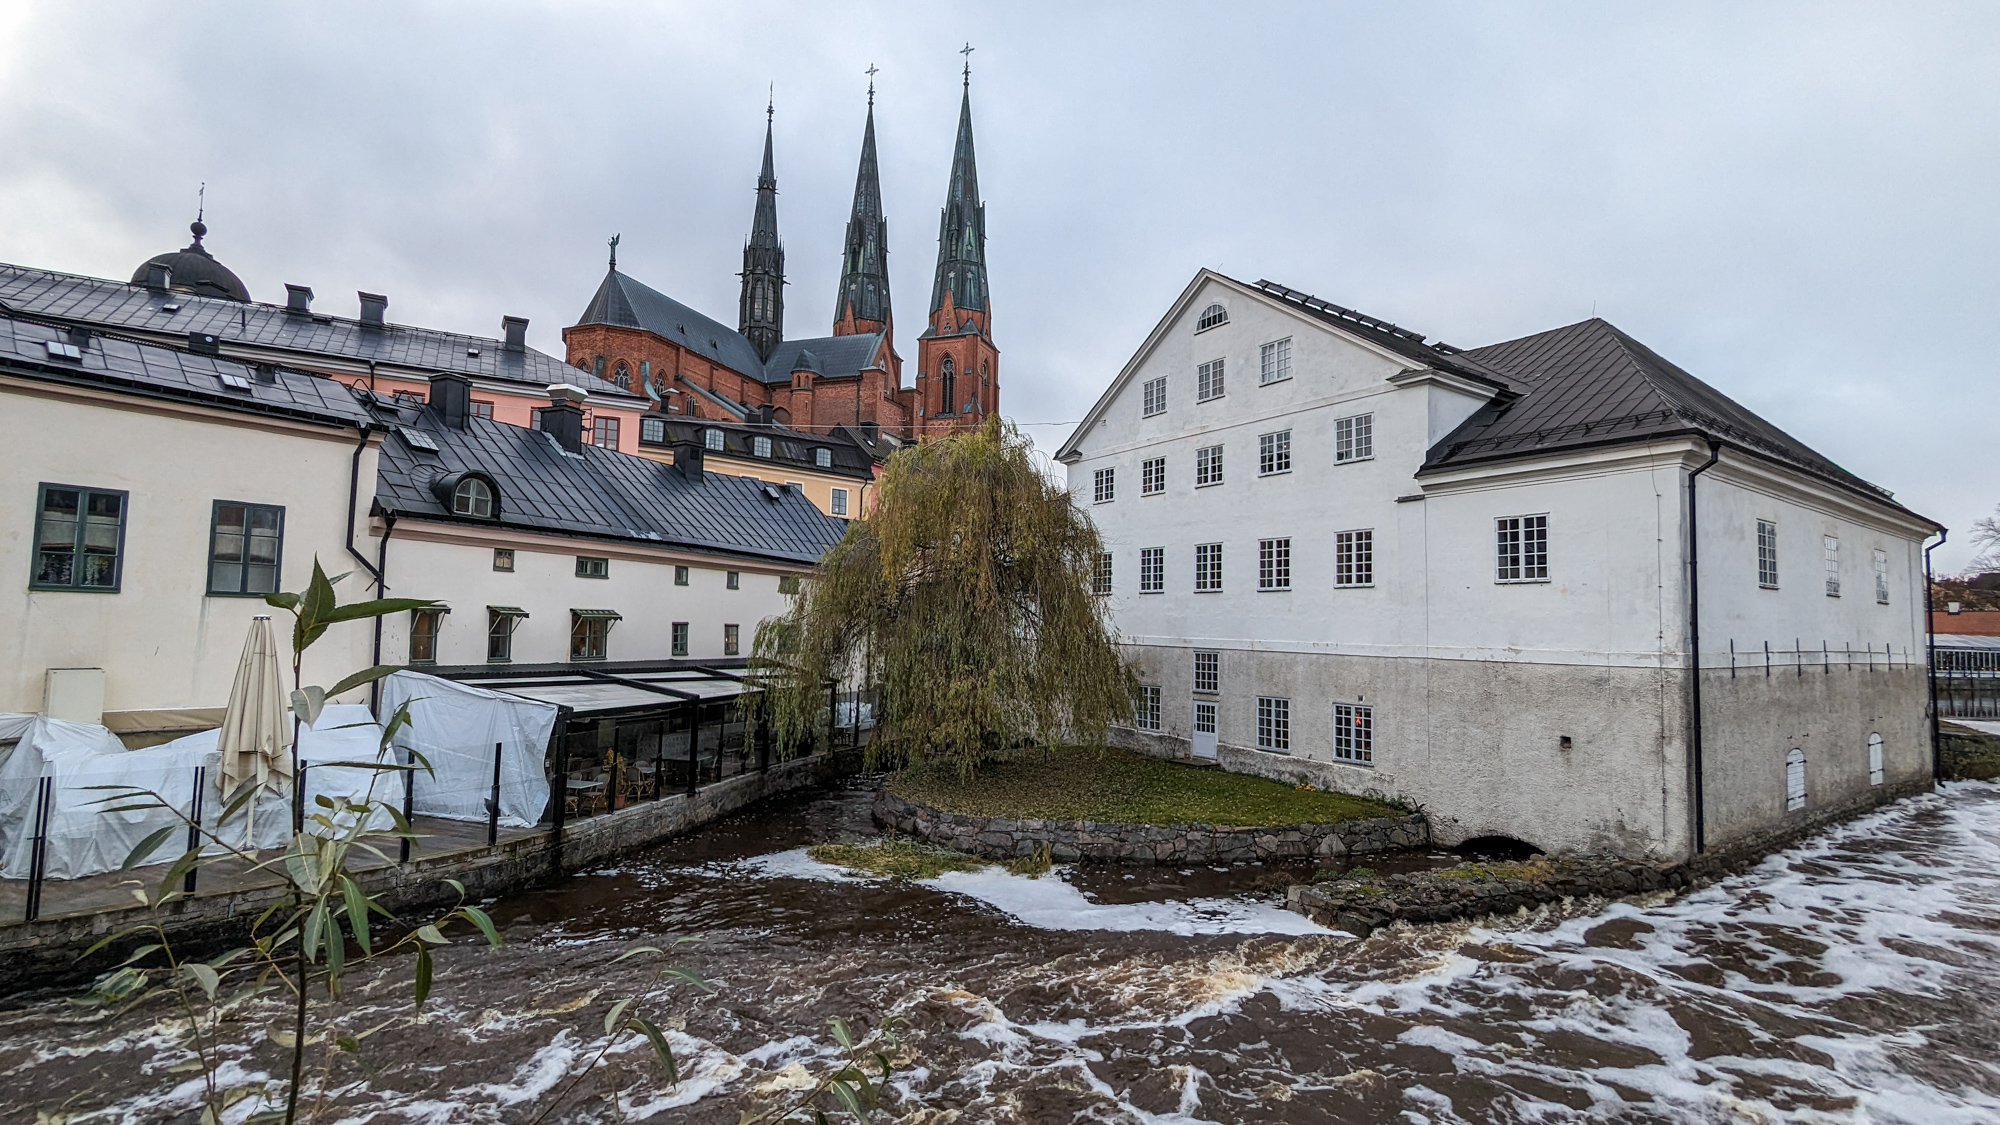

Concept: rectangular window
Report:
left=640, top=416, right=666, bottom=444
left=1092, top=551, right=1113, bottom=595
left=409, top=607, right=443, bottom=665
left=1093, top=467, right=1116, bottom=503
left=1823, top=536, right=1840, bottom=597
left=1139, top=547, right=1164, bottom=593
left=1136, top=685, right=1161, bottom=731
left=1334, top=413, right=1373, bottom=463
left=705, top=428, right=726, bottom=452
left=470, top=400, right=494, bottom=420
left=723, top=623, right=740, bottom=656
left=1259, top=430, right=1291, bottom=476
left=1141, top=457, right=1165, bottom=495
left=1496, top=515, right=1549, bottom=582
left=1194, top=700, right=1217, bottom=735
left=487, top=608, right=525, bottom=663
left=726, top=570, right=740, bottom=590
left=493, top=548, right=515, bottom=572
left=1258, top=537, right=1291, bottom=590
left=570, top=613, right=614, bottom=661
left=1193, top=651, right=1220, bottom=694
left=1142, top=376, right=1168, bottom=417
left=830, top=488, right=850, bottom=516
left=1259, top=338, right=1292, bottom=385
left=1196, top=358, right=1225, bottom=402
left=1874, top=548, right=1889, bottom=605
left=753, top=435, right=772, bottom=458
left=207, top=501, right=284, bottom=595
left=1195, top=444, right=1224, bottom=487
left=1333, top=703, right=1374, bottom=764
left=1757, top=519, right=1779, bottom=588
left=815, top=447, right=833, bottom=468
left=671, top=621, right=689, bottom=657
left=576, top=556, right=609, bottom=579
left=674, top=565, right=690, bottom=586
left=779, top=575, right=800, bottom=595
left=1336, top=529, right=1374, bottom=587
left=591, top=415, right=619, bottom=449
left=1195, top=542, right=1223, bottom=591
left=31, top=484, right=127, bottom=591
left=1257, top=696, right=1290, bottom=752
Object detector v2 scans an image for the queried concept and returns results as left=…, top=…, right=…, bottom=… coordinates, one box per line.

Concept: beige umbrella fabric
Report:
left=216, top=615, right=293, bottom=826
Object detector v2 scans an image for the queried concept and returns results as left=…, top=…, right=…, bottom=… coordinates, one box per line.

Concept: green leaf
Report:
left=828, top=1016, right=854, bottom=1049
left=631, top=1016, right=677, bottom=1085
left=456, top=905, right=501, bottom=947
left=413, top=945, right=433, bottom=1009
left=414, top=924, right=447, bottom=945
left=603, top=997, right=633, bottom=1036
left=336, top=1032, right=361, bottom=1055
left=662, top=966, right=714, bottom=994
left=216, top=781, right=261, bottom=828
left=121, top=826, right=181, bottom=871
left=182, top=962, right=220, bottom=1000
left=120, top=943, right=165, bottom=967
left=322, top=598, right=440, bottom=625
left=611, top=946, right=663, bottom=964
left=303, top=899, right=328, bottom=964
left=829, top=1078, right=865, bottom=1118
left=290, top=686, right=328, bottom=730
left=323, top=915, right=345, bottom=993
left=340, top=876, right=372, bottom=956
left=159, top=847, right=203, bottom=895
left=443, top=878, right=465, bottom=896
left=297, top=559, right=338, bottom=653
left=263, top=590, right=301, bottom=612
left=326, top=664, right=403, bottom=700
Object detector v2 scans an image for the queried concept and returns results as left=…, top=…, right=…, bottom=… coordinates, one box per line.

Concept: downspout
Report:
left=1924, top=529, right=1947, bottom=779
left=1685, top=440, right=1722, bottom=854
left=370, top=512, right=397, bottom=711
left=345, top=425, right=384, bottom=589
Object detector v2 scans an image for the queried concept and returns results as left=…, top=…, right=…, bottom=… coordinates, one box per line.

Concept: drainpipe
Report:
left=1924, top=529, right=1947, bottom=779
left=370, top=513, right=397, bottom=710
left=1685, top=439, right=1722, bottom=854
left=346, top=425, right=384, bottom=589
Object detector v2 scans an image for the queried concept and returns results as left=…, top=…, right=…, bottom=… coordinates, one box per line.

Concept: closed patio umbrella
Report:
left=215, top=614, right=291, bottom=840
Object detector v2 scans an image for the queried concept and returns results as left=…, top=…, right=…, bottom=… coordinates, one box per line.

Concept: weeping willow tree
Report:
left=753, top=416, right=1138, bottom=776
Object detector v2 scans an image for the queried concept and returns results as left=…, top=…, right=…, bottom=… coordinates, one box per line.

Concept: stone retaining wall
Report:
left=874, top=789, right=1429, bottom=864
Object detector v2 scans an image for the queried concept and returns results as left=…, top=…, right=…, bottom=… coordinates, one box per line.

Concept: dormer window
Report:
left=814, top=448, right=832, bottom=469
left=705, top=428, right=726, bottom=452
left=1196, top=303, right=1228, bottom=332
left=753, top=435, right=773, bottom=459
left=453, top=477, right=495, bottom=518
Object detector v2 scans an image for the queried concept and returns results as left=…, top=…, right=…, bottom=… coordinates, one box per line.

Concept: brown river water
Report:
left=4, top=779, right=1998, bottom=1124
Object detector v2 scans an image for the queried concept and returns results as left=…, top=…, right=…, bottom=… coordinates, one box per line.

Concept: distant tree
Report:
left=1970, top=501, right=2000, bottom=573
left=754, top=416, right=1137, bottom=776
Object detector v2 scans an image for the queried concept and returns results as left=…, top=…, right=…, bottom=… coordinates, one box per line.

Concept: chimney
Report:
left=1948, top=602, right=1962, bottom=615
left=144, top=262, right=172, bottom=290
left=501, top=316, right=529, bottom=352
left=755, top=403, right=775, bottom=426
left=358, top=292, right=388, bottom=326
left=284, top=284, right=313, bottom=313
left=860, top=420, right=879, bottom=440
left=672, top=442, right=704, bottom=482
left=542, top=383, right=588, bottom=454
left=430, top=373, right=474, bottom=429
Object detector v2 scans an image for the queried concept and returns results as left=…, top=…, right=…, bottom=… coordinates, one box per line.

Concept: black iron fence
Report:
left=1935, top=646, right=2000, bottom=720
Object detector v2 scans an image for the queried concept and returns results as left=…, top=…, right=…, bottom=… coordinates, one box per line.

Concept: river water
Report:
left=4, top=779, right=1998, bottom=1124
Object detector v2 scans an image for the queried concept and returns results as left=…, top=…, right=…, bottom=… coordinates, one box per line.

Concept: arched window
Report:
left=1867, top=733, right=1885, bottom=785
left=939, top=356, right=956, bottom=416
left=1785, top=748, right=1807, bottom=811
left=453, top=476, right=495, bottom=519
left=1196, top=303, right=1228, bottom=332
left=612, top=362, right=631, bottom=389
left=592, top=355, right=605, bottom=378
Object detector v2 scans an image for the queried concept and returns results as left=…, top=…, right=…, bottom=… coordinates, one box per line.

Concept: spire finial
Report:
left=960, top=42, right=974, bottom=87
left=608, top=233, right=620, bottom=272
left=191, top=182, right=207, bottom=243
left=767, top=82, right=774, bottom=121
left=865, top=63, right=878, bottom=106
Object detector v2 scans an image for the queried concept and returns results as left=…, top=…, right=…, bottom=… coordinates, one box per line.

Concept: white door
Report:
left=1868, top=734, right=1885, bottom=785
left=1192, top=701, right=1218, bottom=760
left=1785, top=748, right=1807, bottom=811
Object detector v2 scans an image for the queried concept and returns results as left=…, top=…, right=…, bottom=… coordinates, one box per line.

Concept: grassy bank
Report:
left=887, top=747, right=1405, bottom=827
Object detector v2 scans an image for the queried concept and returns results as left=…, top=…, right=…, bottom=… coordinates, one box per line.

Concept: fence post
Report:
left=687, top=707, right=699, bottom=798
left=184, top=766, right=205, bottom=895
left=24, top=777, right=53, bottom=922
left=487, top=741, right=503, bottom=848
left=399, top=746, right=416, bottom=865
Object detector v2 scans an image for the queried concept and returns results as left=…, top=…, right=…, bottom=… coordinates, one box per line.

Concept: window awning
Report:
left=423, top=604, right=452, bottom=614
left=571, top=609, right=623, bottom=620
left=487, top=605, right=530, bottom=618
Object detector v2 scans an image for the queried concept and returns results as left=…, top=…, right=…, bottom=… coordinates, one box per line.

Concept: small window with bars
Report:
left=1141, top=457, right=1165, bottom=495
left=1195, top=445, right=1224, bottom=487
left=1136, top=685, right=1162, bottom=731
left=1142, top=376, right=1168, bottom=417
left=1197, top=359, right=1225, bottom=402
left=1757, top=519, right=1779, bottom=588
left=1195, top=543, right=1223, bottom=591
left=1258, top=537, right=1291, bottom=590
left=1092, top=551, right=1113, bottom=596
left=1823, top=536, right=1840, bottom=597
left=1193, top=651, right=1220, bottom=694
left=1336, top=529, right=1374, bottom=587
left=1259, top=338, right=1292, bottom=384
left=1874, top=548, right=1889, bottom=605
left=1496, top=515, right=1549, bottom=582
left=1139, top=547, right=1164, bottom=593
left=1257, top=696, right=1290, bottom=752
left=1333, top=703, right=1373, bottom=763
left=1093, top=467, right=1116, bottom=503
left=1196, top=303, right=1228, bottom=332
left=1259, top=430, right=1291, bottom=476
left=1334, top=413, right=1373, bottom=463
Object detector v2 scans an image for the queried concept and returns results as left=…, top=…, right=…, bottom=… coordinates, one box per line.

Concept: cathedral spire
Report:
left=833, top=75, right=891, bottom=337
left=739, top=97, right=784, bottom=362
left=928, top=66, right=987, bottom=324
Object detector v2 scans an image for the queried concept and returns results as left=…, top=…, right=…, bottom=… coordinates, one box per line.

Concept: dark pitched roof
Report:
left=1432, top=318, right=1921, bottom=515
left=0, top=262, right=636, bottom=400
left=575, top=269, right=768, bottom=379
left=928, top=84, right=988, bottom=317
left=638, top=416, right=876, bottom=480
left=0, top=313, right=373, bottom=429
left=374, top=405, right=847, bottom=565
left=759, top=333, right=885, bottom=382
left=834, top=102, right=892, bottom=328
left=1250, top=279, right=1526, bottom=392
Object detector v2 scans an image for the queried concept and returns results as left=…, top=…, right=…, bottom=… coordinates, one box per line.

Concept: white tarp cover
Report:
left=379, top=671, right=556, bottom=828
left=160, top=704, right=399, bottom=838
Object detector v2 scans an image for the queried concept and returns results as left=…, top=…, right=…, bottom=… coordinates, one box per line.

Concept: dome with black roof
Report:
left=130, top=219, right=250, bottom=303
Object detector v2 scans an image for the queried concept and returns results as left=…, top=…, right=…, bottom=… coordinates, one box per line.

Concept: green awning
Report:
left=571, top=609, right=623, bottom=621
left=487, top=605, right=530, bottom=618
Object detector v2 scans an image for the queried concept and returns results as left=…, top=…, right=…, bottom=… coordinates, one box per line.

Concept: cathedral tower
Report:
left=832, top=86, right=892, bottom=338
left=915, top=65, right=998, bottom=435
left=738, top=102, right=785, bottom=363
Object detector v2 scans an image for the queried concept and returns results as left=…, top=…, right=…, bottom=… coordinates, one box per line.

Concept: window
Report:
left=671, top=621, right=689, bottom=657
left=1334, top=413, right=1373, bottom=463
left=1874, top=548, right=1889, bottom=605
left=591, top=415, right=620, bottom=449
left=1195, top=543, right=1223, bottom=591
left=493, top=548, right=515, bottom=572
left=30, top=484, right=126, bottom=591
left=207, top=501, right=284, bottom=595
left=640, top=416, right=667, bottom=444
left=1257, top=696, right=1290, bottom=752
left=1496, top=515, right=1549, bottom=582
left=815, top=448, right=833, bottom=469
left=1142, top=376, right=1167, bottom=417
left=1336, top=529, right=1374, bottom=587
left=1757, top=519, right=1779, bottom=588
left=453, top=477, right=495, bottom=519
left=1193, top=651, right=1219, bottom=694
left=1139, top=547, right=1164, bottom=593
left=1259, top=338, right=1292, bottom=385
left=726, top=571, right=740, bottom=590
left=1197, top=359, right=1225, bottom=402
left=576, top=556, right=609, bottom=579
left=1334, top=703, right=1373, bottom=764
left=1141, top=458, right=1165, bottom=495
left=939, top=357, right=956, bottom=416
left=1093, top=467, right=1116, bottom=503
left=486, top=607, right=525, bottom=663
left=1092, top=551, right=1113, bottom=596
left=723, top=623, right=740, bottom=656
left=1136, top=685, right=1161, bottom=731
left=409, top=608, right=443, bottom=665
left=1196, top=303, right=1228, bottom=332
left=1258, top=537, right=1291, bottom=591
left=1195, top=444, right=1224, bottom=487
left=1868, top=733, right=1885, bottom=786
left=1194, top=700, right=1217, bottom=736
left=753, top=435, right=773, bottom=458
left=705, top=428, right=726, bottom=452
left=1785, top=748, right=1807, bottom=811
left=1259, top=430, right=1291, bottom=476
left=470, top=400, right=494, bottom=420
left=612, top=363, right=630, bottom=389
left=779, top=575, right=800, bottom=594
left=830, top=488, right=850, bottom=517
left=674, top=566, right=690, bottom=586
left=1823, top=536, right=1840, bottom=597
left=570, top=610, right=618, bottom=661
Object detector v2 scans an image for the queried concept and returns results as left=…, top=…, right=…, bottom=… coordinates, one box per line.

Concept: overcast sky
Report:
left=3, top=2, right=1994, bottom=569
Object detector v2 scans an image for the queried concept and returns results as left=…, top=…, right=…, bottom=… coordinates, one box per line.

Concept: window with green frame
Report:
left=31, top=483, right=128, bottom=592
left=207, top=501, right=285, bottom=595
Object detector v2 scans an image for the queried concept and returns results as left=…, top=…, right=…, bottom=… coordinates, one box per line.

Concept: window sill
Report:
left=1759, top=584, right=1779, bottom=590
left=28, top=584, right=122, bottom=594
left=1258, top=376, right=1292, bottom=387
left=1333, top=457, right=1376, bottom=466
left=1194, top=588, right=1222, bottom=594
left=1141, top=490, right=1164, bottom=498
left=1334, top=583, right=1374, bottom=590
left=1495, top=578, right=1551, bottom=585
left=1196, top=395, right=1225, bottom=404
left=204, top=590, right=276, bottom=598
left=1139, top=589, right=1164, bottom=595
left=1258, top=471, right=1291, bottom=478
left=569, top=656, right=608, bottom=663
left=1142, top=410, right=1166, bottom=419
left=1330, top=757, right=1375, bottom=769
left=1253, top=746, right=1291, bottom=756
left=486, top=658, right=513, bottom=665
left=1194, top=482, right=1224, bottom=490
left=1093, top=499, right=1114, bottom=505
left=1257, top=586, right=1291, bottom=593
